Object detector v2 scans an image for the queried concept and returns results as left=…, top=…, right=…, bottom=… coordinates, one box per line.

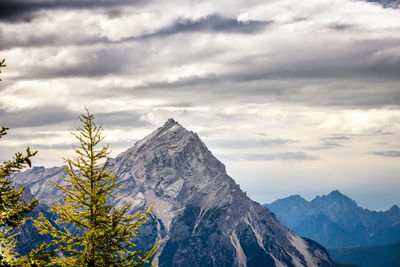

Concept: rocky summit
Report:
left=11, top=119, right=336, bottom=267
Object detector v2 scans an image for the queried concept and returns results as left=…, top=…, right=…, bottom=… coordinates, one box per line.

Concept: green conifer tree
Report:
left=0, top=128, right=39, bottom=266
left=35, top=109, right=158, bottom=266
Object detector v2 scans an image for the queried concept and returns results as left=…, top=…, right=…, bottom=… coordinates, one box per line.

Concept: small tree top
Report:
left=35, top=109, right=158, bottom=266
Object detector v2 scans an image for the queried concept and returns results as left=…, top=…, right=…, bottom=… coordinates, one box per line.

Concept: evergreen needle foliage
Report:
left=0, top=126, right=39, bottom=266
left=35, top=109, right=158, bottom=266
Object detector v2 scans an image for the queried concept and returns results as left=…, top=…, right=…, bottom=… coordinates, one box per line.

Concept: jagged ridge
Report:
left=266, top=190, right=400, bottom=248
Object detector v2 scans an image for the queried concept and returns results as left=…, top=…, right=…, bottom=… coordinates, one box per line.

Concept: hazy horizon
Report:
left=1, top=0, right=399, bottom=211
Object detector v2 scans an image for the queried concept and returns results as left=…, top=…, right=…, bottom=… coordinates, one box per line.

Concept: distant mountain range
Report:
left=10, top=119, right=336, bottom=267
left=265, top=190, right=400, bottom=249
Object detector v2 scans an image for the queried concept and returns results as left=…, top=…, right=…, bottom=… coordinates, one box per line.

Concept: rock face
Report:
left=11, top=119, right=336, bottom=267
left=7, top=185, right=58, bottom=255
left=266, top=190, right=400, bottom=248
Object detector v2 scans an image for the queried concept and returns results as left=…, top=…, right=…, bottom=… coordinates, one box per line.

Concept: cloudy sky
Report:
left=1, top=0, right=399, bottom=210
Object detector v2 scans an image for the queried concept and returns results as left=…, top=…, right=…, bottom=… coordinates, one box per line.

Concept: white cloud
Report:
left=319, top=109, right=400, bottom=134
left=1, top=0, right=400, bottom=210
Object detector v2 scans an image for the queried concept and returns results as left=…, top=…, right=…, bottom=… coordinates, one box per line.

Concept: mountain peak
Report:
left=288, top=194, right=305, bottom=200
left=311, top=190, right=358, bottom=210
left=156, top=118, right=187, bottom=137
left=127, top=118, right=191, bottom=153
left=10, top=120, right=336, bottom=267
left=390, top=204, right=400, bottom=213
left=328, top=189, right=346, bottom=198
left=163, top=118, right=180, bottom=129
left=326, top=190, right=358, bottom=205
left=280, top=194, right=308, bottom=205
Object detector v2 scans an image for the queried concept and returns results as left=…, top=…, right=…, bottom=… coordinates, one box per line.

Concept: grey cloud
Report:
left=130, top=74, right=284, bottom=102
left=0, top=0, right=148, bottom=22
left=304, top=135, right=349, bottom=150
left=1, top=1, right=400, bottom=110
left=0, top=106, right=77, bottom=128
left=304, top=142, right=342, bottom=151
left=137, top=14, right=272, bottom=37
left=216, top=37, right=400, bottom=85
left=1, top=14, right=270, bottom=50
left=17, top=48, right=130, bottom=79
left=370, top=150, right=400, bottom=157
left=246, top=152, right=319, bottom=161
left=130, top=71, right=399, bottom=108
left=206, top=138, right=297, bottom=149
left=1, top=12, right=270, bottom=48
left=326, top=23, right=355, bottom=31
left=290, top=17, right=309, bottom=23
left=106, top=140, right=139, bottom=149
left=119, top=36, right=400, bottom=108
left=325, top=135, right=351, bottom=141
left=361, top=53, right=400, bottom=80
left=139, top=74, right=219, bottom=90
left=0, top=28, right=106, bottom=50
left=110, top=14, right=272, bottom=44
left=0, top=29, right=57, bottom=50
left=217, top=152, right=319, bottom=162
left=0, top=1, right=38, bottom=22
left=25, top=139, right=137, bottom=151
left=33, top=143, right=73, bottom=150
left=255, top=46, right=400, bottom=81
left=375, top=141, right=400, bottom=148
left=366, top=0, right=400, bottom=8
left=2, top=131, right=60, bottom=140
left=95, top=110, right=150, bottom=128
left=109, top=67, right=399, bottom=110
left=34, top=142, right=137, bottom=151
